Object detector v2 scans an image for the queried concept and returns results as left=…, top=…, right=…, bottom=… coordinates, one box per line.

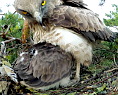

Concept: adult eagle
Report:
left=14, top=0, right=115, bottom=84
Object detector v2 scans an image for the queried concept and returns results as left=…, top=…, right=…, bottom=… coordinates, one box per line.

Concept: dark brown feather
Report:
left=48, top=4, right=114, bottom=42
left=13, top=42, right=74, bottom=88
left=63, top=0, right=87, bottom=7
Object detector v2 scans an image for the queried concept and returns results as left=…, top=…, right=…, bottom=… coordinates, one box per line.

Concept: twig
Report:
left=5, top=24, right=11, bottom=34
left=1, top=37, right=21, bottom=44
left=0, top=34, right=21, bottom=43
left=94, top=72, right=118, bottom=85
left=69, top=72, right=118, bottom=91
left=104, top=68, right=118, bottom=73
left=113, top=54, right=118, bottom=66
left=0, top=14, right=5, bottom=15
left=38, top=70, right=118, bottom=94
left=0, top=41, right=6, bottom=56
left=13, top=11, right=16, bottom=14
left=81, top=68, right=109, bottom=84
left=0, top=11, right=16, bottom=16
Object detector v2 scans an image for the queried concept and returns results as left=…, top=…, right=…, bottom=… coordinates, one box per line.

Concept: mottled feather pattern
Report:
left=13, top=42, right=74, bottom=88
left=13, top=0, right=116, bottom=90
left=38, top=26, right=93, bottom=66
left=49, top=5, right=114, bottom=41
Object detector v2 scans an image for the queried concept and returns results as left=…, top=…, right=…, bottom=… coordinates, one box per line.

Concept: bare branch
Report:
left=0, top=14, right=5, bottom=15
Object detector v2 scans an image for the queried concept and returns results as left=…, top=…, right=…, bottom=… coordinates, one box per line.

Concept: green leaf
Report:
left=67, top=92, right=77, bottom=95
left=97, top=83, right=107, bottom=92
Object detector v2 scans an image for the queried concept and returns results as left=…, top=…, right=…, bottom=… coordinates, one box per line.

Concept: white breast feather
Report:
left=33, top=27, right=92, bottom=65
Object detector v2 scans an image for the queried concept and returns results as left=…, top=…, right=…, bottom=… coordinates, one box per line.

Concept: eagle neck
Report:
left=30, top=23, right=48, bottom=44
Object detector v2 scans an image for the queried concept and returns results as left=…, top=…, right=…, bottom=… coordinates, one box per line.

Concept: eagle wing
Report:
left=64, top=0, right=87, bottom=6
left=14, top=42, right=73, bottom=88
left=49, top=4, right=114, bottom=42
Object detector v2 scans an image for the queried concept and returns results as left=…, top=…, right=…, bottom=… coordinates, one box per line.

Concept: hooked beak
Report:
left=34, top=12, right=43, bottom=25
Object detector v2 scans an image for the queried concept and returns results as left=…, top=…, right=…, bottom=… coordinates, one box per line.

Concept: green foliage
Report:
left=102, top=4, right=118, bottom=72
left=0, top=12, right=23, bottom=63
left=87, top=4, right=118, bottom=94
left=0, top=12, right=23, bottom=38
left=89, top=41, right=117, bottom=74
left=103, top=4, right=118, bottom=26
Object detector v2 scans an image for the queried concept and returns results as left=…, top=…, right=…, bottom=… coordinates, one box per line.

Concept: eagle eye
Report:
left=41, top=0, right=46, bottom=6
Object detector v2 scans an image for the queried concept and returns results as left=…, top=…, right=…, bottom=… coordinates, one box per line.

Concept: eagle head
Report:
left=14, top=0, right=62, bottom=24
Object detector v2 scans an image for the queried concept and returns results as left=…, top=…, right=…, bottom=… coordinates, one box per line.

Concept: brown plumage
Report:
left=14, top=0, right=114, bottom=42
left=49, top=5, right=113, bottom=42
left=13, top=42, right=74, bottom=90
left=21, top=20, right=30, bottom=43
left=14, top=0, right=115, bottom=88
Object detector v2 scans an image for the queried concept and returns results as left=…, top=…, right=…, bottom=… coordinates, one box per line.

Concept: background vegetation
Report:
left=0, top=12, right=23, bottom=63
left=0, top=4, right=118, bottom=95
